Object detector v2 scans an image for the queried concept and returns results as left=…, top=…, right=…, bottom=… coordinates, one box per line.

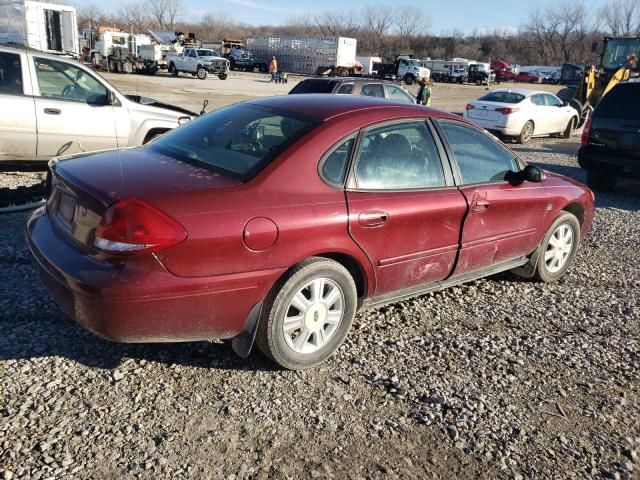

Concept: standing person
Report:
left=269, top=56, right=278, bottom=82
left=416, top=77, right=432, bottom=106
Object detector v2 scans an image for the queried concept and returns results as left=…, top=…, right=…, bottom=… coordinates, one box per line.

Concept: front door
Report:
left=436, top=119, right=547, bottom=276
left=346, top=120, right=467, bottom=296
left=31, top=55, right=118, bottom=157
left=0, top=51, right=37, bottom=159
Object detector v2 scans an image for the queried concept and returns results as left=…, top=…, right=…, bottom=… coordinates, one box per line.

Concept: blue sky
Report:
left=76, top=0, right=607, bottom=34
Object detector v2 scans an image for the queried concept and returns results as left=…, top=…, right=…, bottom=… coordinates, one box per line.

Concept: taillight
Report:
left=465, top=104, right=475, bottom=110
left=581, top=117, right=593, bottom=146
left=94, top=198, right=187, bottom=254
left=495, top=107, right=520, bottom=115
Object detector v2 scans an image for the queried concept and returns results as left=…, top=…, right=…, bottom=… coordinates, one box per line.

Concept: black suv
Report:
left=578, top=81, right=640, bottom=191
left=289, top=78, right=416, bottom=104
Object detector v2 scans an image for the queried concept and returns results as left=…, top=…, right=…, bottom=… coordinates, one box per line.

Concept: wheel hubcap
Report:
left=544, top=224, right=574, bottom=273
left=283, top=278, right=344, bottom=354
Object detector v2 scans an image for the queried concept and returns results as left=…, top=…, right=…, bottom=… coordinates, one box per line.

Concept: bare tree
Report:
left=77, top=4, right=108, bottom=29
left=285, top=13, right=318, bottom=36
left=199, top=12, right=235, bottom=41
left=600, top=0, right=640, bottom=36
left=394, top=4, right=429, bottom=45
left=119, top=1, right=150, bottom=33
left=314, top=10, right=360, bottom=36
left=146, top=0, right=183, bottom=29
left=359, top=5, right=394, bottom=54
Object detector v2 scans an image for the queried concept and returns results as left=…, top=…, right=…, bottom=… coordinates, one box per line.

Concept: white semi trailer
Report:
left=0, top=0, right=78, bottom=54
left=247, top=36, right=360, bottom=76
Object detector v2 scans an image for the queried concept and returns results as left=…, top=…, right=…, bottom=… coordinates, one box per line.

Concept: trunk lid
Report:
left=48, top=148, right=241, bottom=248
left=467, top=101, right=507, bottom=122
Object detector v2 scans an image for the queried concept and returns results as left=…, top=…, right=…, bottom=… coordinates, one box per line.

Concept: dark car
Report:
left=289, top=77, right=416, bottom=104
left=27, top=95, right=594, bottom=370
left=578, top=81, right=640, bottom=191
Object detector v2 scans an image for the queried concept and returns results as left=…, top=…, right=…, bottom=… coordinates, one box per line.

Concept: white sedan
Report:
left=463, top=88, right=579, bottom=144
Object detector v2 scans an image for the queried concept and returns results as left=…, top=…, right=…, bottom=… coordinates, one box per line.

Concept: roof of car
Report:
left=490, top=88, right=554, bottom=97
left=0, top=43, right=77, bottom=61
left=249, top=94, right=457, bottom=122
left=299, top=77, right=401, bottom=84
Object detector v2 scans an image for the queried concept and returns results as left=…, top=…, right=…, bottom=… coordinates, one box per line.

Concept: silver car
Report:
left=0, top=45, right=196, bottom=163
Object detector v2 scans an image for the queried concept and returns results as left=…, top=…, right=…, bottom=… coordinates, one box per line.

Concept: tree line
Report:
left=77, top=0, right=640, bottom=66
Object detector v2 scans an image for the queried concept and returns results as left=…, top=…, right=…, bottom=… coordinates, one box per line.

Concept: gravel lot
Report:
left=1, top=76, right=639, bottom=479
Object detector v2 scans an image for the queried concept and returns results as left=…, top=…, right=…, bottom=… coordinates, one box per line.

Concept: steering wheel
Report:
left=62, top=84, right=76, bottom=99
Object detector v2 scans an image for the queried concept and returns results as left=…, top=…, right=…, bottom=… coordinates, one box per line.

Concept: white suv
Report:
left=0, top=45, right=196, bottom=163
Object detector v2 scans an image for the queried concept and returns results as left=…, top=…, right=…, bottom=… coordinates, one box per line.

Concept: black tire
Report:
left=533, top=212, right=581, bottom=282
left=518, top=121, right=534, bottom=144
left=196, top=66, right=207, bottom=80
left=475, top=79, right=482, bottom=86
left=169, top=63, right=178, bottom=77
left=562, top=117, right=575, bottom=139
left=586, top=170, right=616, bottom=191
left=255, top=257, right=357, bottom=370
left=218, top=73, right=228, bottom=80
left=404, top=74, right=415, bottom=85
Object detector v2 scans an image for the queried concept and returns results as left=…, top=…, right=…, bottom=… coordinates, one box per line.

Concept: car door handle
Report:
left=44, top=108, right=61, bottom=115
left=358, top=211, right=388, bottom=227
left=472, top=199, right=490, bottom=212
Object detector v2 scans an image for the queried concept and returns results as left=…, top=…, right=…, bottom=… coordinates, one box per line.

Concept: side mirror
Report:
left=523, top=165, right=545, bottom=183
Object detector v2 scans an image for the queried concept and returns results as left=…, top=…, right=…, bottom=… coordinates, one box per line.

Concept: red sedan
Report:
left=27, top=95, right=595, bottom=369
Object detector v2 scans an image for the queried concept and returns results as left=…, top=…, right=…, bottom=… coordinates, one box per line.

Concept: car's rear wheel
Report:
left=169, top=63, right=178, bottom=77
left=518, top=121, right=534, bottom=144
left=586, top=170, right=616, bottom=191
left=561, top=118, right=575, bottom=139
left=534, top=212, right=581, bottom=282
left=256, top=258, right=357, bottom=370
left=196, top=66, right=207, bottom=80
left=475, top=79, right=482, bottom=86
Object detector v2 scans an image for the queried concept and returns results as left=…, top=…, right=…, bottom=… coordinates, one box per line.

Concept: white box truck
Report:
left=247, top=36, right=360, bottom=76
left=0, top=0, right=78, bottom=54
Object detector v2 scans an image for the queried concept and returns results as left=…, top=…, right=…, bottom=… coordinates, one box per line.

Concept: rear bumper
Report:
left=578, top=148, right=640, bottom=179
left=464, top=116, right=521, bottom=136
left=26, top=207, right=284, bottom=343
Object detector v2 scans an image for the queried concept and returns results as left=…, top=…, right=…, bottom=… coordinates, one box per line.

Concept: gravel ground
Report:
left=1, top=135, right=639, bottom=477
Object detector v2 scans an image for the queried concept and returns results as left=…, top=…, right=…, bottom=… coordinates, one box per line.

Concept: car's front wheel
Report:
left=561, top=118, right=575, bottom=139
left=534, top=212, right=581, bottom=282
left=256, top=258, right=357, bottom=370
left=196, top=66, right=207, bottom=80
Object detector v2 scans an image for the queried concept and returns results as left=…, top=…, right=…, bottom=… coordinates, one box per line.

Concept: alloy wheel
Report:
left=544, top=224, right=574, bottom=273
left=283, top=278, right=344, bottom=354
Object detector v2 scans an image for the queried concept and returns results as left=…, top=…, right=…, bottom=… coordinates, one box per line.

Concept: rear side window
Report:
left=321, top=138, right=354, bottom=186
left=336, top=83, right=353, bottom=94
left=360, top=84, right=385, bottom=98
left=289, top=79, right=339, bottom=94
left=438, top=121, right=519, bottom=184
left=385, top=84, right=415, bottom=103
left=478, top=91, right=524, bottom=104
left=0, top=52, right=23, bottom=95
left=355, top=121, right=445, bottom=190
left=595, top=84, right=640, bottom=120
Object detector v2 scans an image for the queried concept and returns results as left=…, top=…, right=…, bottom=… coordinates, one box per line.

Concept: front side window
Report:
left=355, top=121, right=445, bottom=190
left=438, top=120, right=519, bottom=184
left=385, top=84, right=414, bottom=103
left=33, top=57, right=108, bottom=105
left=544, top=94, right=563, bottom=107
left=0, top=52, right=23, bottom=95
left=360, top=84, right=385, bottom=98
left=530, top=94, right=545, bottom=106
left=149, top=104, right=319, bottom=180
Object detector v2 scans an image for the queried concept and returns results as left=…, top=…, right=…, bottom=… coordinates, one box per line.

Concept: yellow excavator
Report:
left=558, top=36, right=640, bottom=126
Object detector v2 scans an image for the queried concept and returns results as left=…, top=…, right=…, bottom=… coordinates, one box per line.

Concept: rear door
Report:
left=346, top=120, right=467, bottom=296
left=590, top=84, right=640, bottom=161
left=435, top=119, right=548, bottom=275
left=30, top=55, right=118, bottom=157
left=0, top=50, right=37, bottom=159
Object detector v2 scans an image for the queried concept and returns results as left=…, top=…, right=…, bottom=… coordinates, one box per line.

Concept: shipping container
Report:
left=247, top=36, right=357, bottom=75
left=0, top=0, right=78, bottom=54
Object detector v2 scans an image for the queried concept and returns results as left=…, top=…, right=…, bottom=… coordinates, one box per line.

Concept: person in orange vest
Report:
left=269, top=56, right=278, bottom=82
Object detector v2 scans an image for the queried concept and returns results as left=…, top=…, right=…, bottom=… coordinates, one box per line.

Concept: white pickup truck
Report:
left=166, top=48, right=230, bottom=80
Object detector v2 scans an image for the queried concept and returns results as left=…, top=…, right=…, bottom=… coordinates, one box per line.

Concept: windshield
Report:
left=407, top=59, right=420, bottom=67
left=601, top=38, right=640, bottom=71
left=197, top=49, right=217, bottom=57
left=479, top=91, right=525, bottom=103
left=148, top=104, right=320, bottom=180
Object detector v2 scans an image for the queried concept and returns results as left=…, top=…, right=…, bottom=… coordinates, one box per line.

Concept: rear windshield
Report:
left=148, top=104, right=320, bottom=180
left=595, top=84, right=640, bottom=120
left=478, top=91, right=525, bottom=104
left=289, top=79, right=340, bottom=94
